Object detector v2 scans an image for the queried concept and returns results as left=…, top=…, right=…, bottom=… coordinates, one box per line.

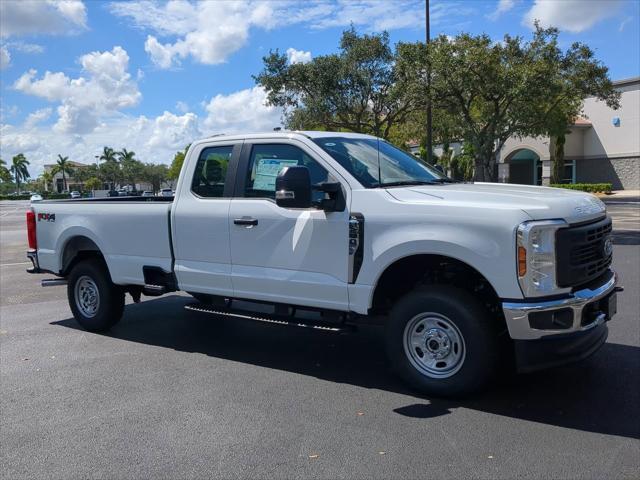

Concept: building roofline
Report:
left=612, top=76, right=640, bottom=87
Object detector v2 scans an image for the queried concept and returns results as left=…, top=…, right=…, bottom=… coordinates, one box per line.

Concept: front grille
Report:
left=556, top=216, right=612, bottom=288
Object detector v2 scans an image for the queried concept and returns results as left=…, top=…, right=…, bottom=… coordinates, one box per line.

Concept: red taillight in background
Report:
left=26, top=210, right=37, bottom=249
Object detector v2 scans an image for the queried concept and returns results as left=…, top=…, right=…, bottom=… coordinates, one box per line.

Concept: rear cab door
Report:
left=171, top=139, right=242, bottom=296
left=228, top=137, right=351, bottom=311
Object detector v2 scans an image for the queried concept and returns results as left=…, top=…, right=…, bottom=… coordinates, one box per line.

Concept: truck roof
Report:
left=195, top=130, right=377, bottom=143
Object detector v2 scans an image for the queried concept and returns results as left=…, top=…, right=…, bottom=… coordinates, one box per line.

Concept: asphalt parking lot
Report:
left=1, top=199, right=639, bottom=479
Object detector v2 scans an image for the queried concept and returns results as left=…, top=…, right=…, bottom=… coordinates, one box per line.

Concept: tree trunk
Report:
left=62, top=171, right=66, bottom=192
left=473, top=147, right=498, bottom=182
left=550, top=133, right=566, bottom=184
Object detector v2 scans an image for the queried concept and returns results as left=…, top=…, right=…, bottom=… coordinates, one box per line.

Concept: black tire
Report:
left=386, top=285, right=500, bottom=397
left=67, top=258, right=125, bottom=332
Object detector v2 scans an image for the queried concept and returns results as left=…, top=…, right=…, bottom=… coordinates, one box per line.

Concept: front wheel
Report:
left=67, top=258, right=124, bottom=332
left=386, top=285, right=500, bottom=397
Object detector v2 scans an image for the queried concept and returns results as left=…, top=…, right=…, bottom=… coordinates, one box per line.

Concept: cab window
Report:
left=244, top=144, right=329, bottom=203
left=191, top=146, right=233, bottom=198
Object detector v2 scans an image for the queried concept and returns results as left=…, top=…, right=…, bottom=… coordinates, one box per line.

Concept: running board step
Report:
left=184, top=302, right=355, bottom=333
left=143, top=284, right=167, bottom=296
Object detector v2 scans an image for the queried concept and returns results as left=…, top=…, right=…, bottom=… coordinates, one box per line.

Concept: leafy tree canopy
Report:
left=255, top=27, right=424, bottom=139
left=168, top=144, right=190, bottom=181
left=403, top=24, right=621, bottom=181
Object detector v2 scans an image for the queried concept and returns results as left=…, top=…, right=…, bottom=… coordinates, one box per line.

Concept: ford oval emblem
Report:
left=603, top=237, right=613, bottom=257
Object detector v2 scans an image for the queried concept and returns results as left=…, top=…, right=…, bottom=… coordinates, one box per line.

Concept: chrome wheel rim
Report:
left=403, top=312, right=466, bottom=379
left=75, top=275, right=100, bottom=318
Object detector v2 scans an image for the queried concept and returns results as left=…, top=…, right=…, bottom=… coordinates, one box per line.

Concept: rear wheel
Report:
left=67, top=258, right=124, bottom=332
left=386, top=285, right=499, bottom=397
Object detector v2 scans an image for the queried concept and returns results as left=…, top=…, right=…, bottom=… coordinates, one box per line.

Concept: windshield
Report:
left=312, top=137, right=449, bottom=188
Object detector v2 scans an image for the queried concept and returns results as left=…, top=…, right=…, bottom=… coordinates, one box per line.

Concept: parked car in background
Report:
left=29, top=193, right=43, bottom=202
left=70, top=191, right=81, bottom=199
left=107, top=190, right=119, bottom=197
left=141, top=191, right=154, bottom=197
left=159, top=188, right=173, bottom=197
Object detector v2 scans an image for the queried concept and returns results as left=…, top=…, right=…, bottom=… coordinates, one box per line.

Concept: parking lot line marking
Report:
left=0, top=262, right=31, bottom=267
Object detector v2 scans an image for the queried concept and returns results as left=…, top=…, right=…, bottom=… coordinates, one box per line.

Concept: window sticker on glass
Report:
left=253, top=158, right=299, bottom=191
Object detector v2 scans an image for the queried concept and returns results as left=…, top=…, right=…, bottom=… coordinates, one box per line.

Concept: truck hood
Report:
left=386, top=182, right=606, bottom=224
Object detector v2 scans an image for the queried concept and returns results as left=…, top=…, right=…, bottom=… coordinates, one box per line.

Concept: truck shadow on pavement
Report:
left=52, top=295, right=640, bottom=440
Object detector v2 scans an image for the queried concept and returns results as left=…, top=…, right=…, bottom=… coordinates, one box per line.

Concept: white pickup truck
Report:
left=26, top=131, right=621, bottom=396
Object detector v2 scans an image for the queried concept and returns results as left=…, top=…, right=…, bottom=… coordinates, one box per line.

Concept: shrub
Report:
left=550, top=183, right=612, bottom=194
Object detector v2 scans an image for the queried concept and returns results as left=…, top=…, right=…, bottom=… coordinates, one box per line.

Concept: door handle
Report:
left=234, top=217, right=258, bottom=226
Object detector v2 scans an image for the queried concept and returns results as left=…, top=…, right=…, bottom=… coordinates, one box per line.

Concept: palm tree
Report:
left=118, top=148, right=140, bottom=190
left=99, top=146, right=119, bottom=190
left=40, top=171, right=54, bottom=192
left=117, top=148, right=136, bottom=162
left=54, top=155, right=74, bottom=192
left=99, top=146, right=118, bottom=163
left=10, top=154, right=30, bottom=194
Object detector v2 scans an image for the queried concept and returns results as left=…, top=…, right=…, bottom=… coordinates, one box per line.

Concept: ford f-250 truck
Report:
left=26, top=131, right=622, bottom=396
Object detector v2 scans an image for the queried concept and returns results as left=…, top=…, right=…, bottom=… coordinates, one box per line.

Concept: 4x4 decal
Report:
left=37, top=213, right=55, bottom=222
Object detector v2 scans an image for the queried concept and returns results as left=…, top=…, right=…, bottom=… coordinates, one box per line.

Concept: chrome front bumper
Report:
left=503, top=270, right=621, bottom=340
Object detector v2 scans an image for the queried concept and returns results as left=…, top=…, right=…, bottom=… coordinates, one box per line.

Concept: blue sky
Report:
left=1, top=0, right=639, bottom=175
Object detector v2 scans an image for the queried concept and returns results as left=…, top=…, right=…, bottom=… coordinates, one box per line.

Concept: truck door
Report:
left=228, top=140, right=350, bottom=311
left=172, top=142, right=241, bottom=297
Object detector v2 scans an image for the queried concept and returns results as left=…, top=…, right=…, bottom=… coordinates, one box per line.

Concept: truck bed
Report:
left=33, top=198, right=174, bottom=286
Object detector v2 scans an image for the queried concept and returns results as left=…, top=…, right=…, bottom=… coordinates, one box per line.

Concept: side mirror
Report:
left=275, top=166, right=312, bottom=208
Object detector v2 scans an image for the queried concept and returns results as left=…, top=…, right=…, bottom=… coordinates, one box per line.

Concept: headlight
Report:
left=516, top=220, right=568, bottom=297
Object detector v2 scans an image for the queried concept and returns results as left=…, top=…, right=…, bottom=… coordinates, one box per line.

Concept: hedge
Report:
left=0, top=192, right=77, bottom=201
left=550, top=183, right=612, bottom=194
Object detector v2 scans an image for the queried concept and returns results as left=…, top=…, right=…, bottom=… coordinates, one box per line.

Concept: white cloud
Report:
left=147, top=111, right=200, bottom=150
left=110, top=0, right=469, bottom=68
left=0, top=0, right=87, bottom=38
left=619, top=16, right=633, bottom=32
left=7, top=41, right=45, bottom=54
left=114, top=1, right=269, bottom=68
left=203, top=86, right=282, bottom=134
left=1, top=85, right=283, bottom=177
left=0, top=45, right=10, bottom=69
left=286, top=48, right=312, bottom=64
left=175, top=101, right=189, bottom=113
left=487, top=0, right=514, bottom=21
left=1, top=112, right=193, bottom=177
left=13, top=46, right=141, bottom=134
left=524, top=0, right=622, bottom=33
left=24, top=108, right=53, bottom=129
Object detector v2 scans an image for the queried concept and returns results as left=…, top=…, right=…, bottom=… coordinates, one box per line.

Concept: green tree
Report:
left=84, top=177, right=102, bottom=191
left=98, top=146, right=120, bottom=189
left=99, top=146, right=118, bottom=163
left=118, top=149, right=143, bottom=190
left=0, top=158, right=12, bottom=183
left=10, top=154, right=30, bottom=194
left=168, top=144, right=190, bottom=183
left=53, top=155, right=74, bottom=192
left=142, top=163, right=168, bottom=193
left=417, top=25, right=620, bottom=181
left=39, top=170, right=54, bottom=192
left=255, top=28, right=424, bottom=139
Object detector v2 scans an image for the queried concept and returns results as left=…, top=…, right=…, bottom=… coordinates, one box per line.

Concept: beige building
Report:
left=43, top=161, right=93, bottom=193
left=497, top=77, right=640, bottom=189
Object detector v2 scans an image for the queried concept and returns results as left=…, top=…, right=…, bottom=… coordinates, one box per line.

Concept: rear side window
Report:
left=191, top=145, right=233, bottom=198
left=245, top=144, right=329, bottom=202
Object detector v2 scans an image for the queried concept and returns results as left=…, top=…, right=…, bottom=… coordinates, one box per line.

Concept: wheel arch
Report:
left=60, top=235, right=104, bottom=276
left=369, top=253, right=505, bottom=326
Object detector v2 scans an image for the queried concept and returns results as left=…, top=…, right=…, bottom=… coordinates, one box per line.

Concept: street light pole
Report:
left=426, top=0, right=433, bottom=165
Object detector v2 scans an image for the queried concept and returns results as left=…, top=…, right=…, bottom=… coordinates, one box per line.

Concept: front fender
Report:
left=355, top=222, right=525, bottom=308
